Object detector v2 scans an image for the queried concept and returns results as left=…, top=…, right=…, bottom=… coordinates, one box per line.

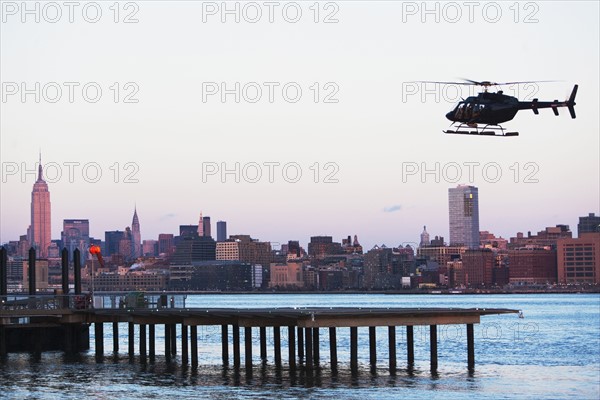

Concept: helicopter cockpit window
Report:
left=464, top=103, right=473, bottom=119
left=455, top=103, right=465, bottom=119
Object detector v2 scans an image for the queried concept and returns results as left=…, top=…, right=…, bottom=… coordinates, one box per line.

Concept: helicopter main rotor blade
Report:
left=415, top=79, right=560, bottom=86
left=412, top=81, right=474, bottom=85
left=494, top=80, right=559, bottom=85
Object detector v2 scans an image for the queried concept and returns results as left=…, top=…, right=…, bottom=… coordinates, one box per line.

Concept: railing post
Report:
left=73, top=249, right=82, bottom=295
left=61, top=248, right=69, bottom=295
left=28, top=247, right=36, bottom=295
left=0, top=247, right=7, bottom=297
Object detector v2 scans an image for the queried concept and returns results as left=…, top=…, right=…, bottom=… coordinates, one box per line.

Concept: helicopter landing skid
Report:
left=444, top=124, right=518, bottom=137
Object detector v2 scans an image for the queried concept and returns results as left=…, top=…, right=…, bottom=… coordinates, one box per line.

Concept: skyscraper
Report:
left=578, top=213, right=600, bottom=236
left=203, top=216, right=211, bottom=237
left=105, top=230, right=124, bottom=257
left=30, top=157, right=51, bottom=258
left=131, top=207, right=141, bottom=258
left=420, top=226, right=430, bottom=247
left=61, top=219, right=90, bottom=264
left=197, top=212, right=203, bottom=236
left=448, top=185, right=480, bottom=249
left=217, top=221, right=227, bottom=242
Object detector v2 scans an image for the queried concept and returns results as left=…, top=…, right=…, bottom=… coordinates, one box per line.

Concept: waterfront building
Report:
left=556, top=232, right=600, bottom=284
left=507, top=248, right=557, bottom=285
left=509, top=225, right=572, bottom=249
left=461, top=249, right=494, bottom=287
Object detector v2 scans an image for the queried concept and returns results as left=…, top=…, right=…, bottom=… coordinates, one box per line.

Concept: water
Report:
left=1, top=293, right=599, bottom=399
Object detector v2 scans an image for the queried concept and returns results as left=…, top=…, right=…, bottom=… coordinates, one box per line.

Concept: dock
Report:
left=0, top=247, right=519, bottom=373
left=0, top=294, right=517, bottom=372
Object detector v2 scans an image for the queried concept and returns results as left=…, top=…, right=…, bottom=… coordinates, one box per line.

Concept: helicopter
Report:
left=420, top=79, right=578, bottom=137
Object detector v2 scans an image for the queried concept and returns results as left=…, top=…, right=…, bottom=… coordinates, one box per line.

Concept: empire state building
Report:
left=30, top=159, right=51, bottom=258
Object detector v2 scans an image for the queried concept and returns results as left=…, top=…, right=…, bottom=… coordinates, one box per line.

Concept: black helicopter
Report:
left=421, top=79, right=578, bottom=136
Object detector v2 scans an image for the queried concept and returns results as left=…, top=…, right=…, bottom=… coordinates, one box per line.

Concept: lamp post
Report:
left=89, top=245, right=104, bottom=308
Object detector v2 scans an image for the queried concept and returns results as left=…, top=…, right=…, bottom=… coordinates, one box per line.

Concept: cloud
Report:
left=383, top=205, right=402, bottom=213
left=159, top=213, right=177, bottom=220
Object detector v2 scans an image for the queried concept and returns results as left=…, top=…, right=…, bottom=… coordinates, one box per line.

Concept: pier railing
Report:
left=0, top=293, right=188, bottom=313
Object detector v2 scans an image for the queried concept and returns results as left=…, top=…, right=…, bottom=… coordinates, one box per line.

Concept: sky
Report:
left=1, top=1, right=599, bottom=250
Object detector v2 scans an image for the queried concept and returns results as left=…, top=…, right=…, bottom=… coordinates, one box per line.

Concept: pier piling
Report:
left=190, top=325, right=198, bottom=368
left=350, top=327, right=358, bottom=372
left=388, top=326, right=396, bottom=373
left=221, top=325, right=229, bottom=366
left=274, top=326, right=282, bottom=367
left=112, top=322, right=119, bottom=353
left=407, top=326, right=414, bottom=366
left=128, top=322, right=135, bottom=358
left=244, top=327, right=252, bottom=369
left=297, top=327, right=304, bottom=362
left=288, top=326, right=296, bottom=369
left=181, top=324, right=188, bottom=365
left=164, top=323, right=171, bottom=361
left=430, top=325, right=438, bottom=372
left=170, top=324, right=177, bottom=356
left=259, top=326, right=267, bottom=362
left=467, top=323, right=475, bottom=371
left=233, top=324, right=240, bottom=368
left=369, top=326, right=377, bottom=369
left=95, top=323, right=104, bottom=360
left=312, top=328, right=319, bottom=366
left=304, top=327, right=313, bottom=369
left=140, top=324, right=147, bottom=364
left=149, top=324, right=155, bottom=363
left=329, top=327, right=337, bottom=370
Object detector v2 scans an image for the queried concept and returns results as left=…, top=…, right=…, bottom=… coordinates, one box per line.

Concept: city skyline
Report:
left=2, top=161, right=597, bottom=253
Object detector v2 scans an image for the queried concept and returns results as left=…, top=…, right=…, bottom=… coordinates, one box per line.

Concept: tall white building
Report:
left=448, top=185, right=480, bottom=249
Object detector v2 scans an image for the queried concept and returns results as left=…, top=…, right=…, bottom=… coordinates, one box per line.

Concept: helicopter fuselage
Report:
left=445, top=85, right=578, bottom=126
left=446, top=92, right=520, bottom=125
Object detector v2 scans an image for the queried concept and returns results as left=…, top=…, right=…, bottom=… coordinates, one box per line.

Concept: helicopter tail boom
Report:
left=519, top=84, right=578, bottom=119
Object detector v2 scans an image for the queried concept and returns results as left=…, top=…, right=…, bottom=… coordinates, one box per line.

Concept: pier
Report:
left=0, top=248, right=519, bottom=372
left=0, top=294, right=517, bottom=372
